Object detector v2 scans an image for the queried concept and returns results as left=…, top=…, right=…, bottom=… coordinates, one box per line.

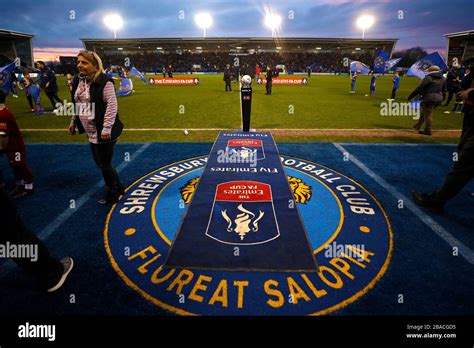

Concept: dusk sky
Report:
left=1, top=0, right=473, bottom=61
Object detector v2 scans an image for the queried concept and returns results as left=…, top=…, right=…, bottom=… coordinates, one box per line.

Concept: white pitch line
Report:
left=337, top=143, right=456, bottom=147
left=21, top=128, right=462, bottom=132
left=0, top=143, right=151, bottom=279
left=333, top=142, right=474, bottom=265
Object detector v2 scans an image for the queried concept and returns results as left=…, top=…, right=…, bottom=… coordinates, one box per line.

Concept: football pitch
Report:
left=9, top=74, right=463, bottom=143
left=1, top=142, right=473, bottom=316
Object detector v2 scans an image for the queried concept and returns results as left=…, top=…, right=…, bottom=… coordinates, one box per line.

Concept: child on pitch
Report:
left=18, top=70, right=44, bottom=113
left=350, top=71, right=358, bottom=93
left=66, top=73, right=74, bottom=92
left=9, top=70, right=19, bottom=98
left=367, top=72, right=377, bottom=96
left=390, top=71, right=400, bottom=100
left=0, top=90, right=34, bottom=198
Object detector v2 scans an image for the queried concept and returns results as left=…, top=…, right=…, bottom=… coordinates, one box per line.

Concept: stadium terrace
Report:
left=80, top=37, right=398, bottom=73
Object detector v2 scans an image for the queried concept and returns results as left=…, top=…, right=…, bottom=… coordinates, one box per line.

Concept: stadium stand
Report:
left=81, top=37, right=397, bottom=73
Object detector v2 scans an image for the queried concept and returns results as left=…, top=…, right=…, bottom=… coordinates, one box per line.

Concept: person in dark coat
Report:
left=265, top=65, right=274, bottom=95
left=408, top=65, right=445, bottom=135
left=36, top=61, right=61, bottom=110
left=223, top=64, right=232, bottom=92
left=0, top=187, right=74, bottom=292
left=444, top=66, right=461, bottom=106
left=412, top=63, right=474, bottom=213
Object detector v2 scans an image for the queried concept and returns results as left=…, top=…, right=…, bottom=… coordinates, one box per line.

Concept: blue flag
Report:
left=106, top=70, right=116, bottom=78
left=385, top=58, right=402, bottom=71
left=350, top=60, right=370, bottom=75
left=129, top=67, right=147, bottom=84
left=0, top=62, right=15, bottom=95
left=116, top=78, right=133, bottom=97
left=373, top=50, right=389, bottom=74
left=407, top=52, right=448, bottom=79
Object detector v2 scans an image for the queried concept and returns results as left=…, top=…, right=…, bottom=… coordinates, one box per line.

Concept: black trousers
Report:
left=26, top=95, right=34, bottom=109
left=434, top=133, right=474, bottom=202
left=90, top=141, right=123, bottom=193
left=445, top=88, right=456, bottom=105
left=225, top=80, right=231, bottom=91
left=45, top=91, right=61, bottom=108
left=391, top=88, right=397, bottom=99
left=0, top=189, right=63, bottom=289
left=266, top=81, right=272, bottom=94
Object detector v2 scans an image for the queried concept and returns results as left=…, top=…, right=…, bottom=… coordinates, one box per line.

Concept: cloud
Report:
left=2, top=0, right=472, bottom=52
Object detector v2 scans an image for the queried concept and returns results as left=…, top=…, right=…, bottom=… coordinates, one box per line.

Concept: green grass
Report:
left=7, top=74, right=463, bottom=143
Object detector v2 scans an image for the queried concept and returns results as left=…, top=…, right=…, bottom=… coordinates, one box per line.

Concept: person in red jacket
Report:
left=0, top=90, right=34, bottom=198
left=255, top=64, right=262, bottom=81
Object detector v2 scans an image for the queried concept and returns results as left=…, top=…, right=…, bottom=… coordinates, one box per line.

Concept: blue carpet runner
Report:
left=164, top=131, right=318, bottom=272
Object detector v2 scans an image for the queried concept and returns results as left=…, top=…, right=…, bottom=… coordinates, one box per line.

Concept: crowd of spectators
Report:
left=98, top=50, right=375, bottom=74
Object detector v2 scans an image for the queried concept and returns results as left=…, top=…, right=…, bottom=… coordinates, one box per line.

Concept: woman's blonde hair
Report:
left=77, top=50, right=105, bottom=82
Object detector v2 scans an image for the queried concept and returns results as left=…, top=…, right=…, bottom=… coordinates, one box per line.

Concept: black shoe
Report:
left=412, top=191, right=444, bottom=214
left=418, top=130, right=432, bottom=136
left=10, top=185, right=34, bottom=199
left=97, top=196, right=119, bottom=205
left=116, top=184, right=126, bottom=195
left=9, top=185, right=25, bottom=198
left=97, top=189, right=120, bottom=205
left=47, top=257, right=74, bottom=293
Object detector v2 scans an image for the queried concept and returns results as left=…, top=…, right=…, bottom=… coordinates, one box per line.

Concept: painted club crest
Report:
left=205, top=181, right=280, bottom=245
left=105, top=155, right=393, bottom=315
left=181, top=175, right=313, bottom=206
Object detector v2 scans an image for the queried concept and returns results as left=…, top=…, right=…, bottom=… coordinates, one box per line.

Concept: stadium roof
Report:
left=445, top=30, right=474, bottom=39
left=0, top=29, right=34, bottom=39
left=0, top=29, right=34, bottom=67
left=445, top=30, right=474, bottom=61
left=81, top=37, right=398, bottom=53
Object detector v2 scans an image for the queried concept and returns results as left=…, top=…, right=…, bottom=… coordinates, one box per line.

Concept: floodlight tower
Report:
left=264, top=13, right=282, bottom=37
left=356, top=15, right=375, bottom=39
left=103, top=13, right=124, bottom=39
left=195, top=13, right=213, bottom=37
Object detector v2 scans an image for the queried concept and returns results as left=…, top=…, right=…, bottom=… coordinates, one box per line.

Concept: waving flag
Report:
left=116, top=78, right=133, bottom=97
left=385, top=58, right=402, bottom=71
left=373, top=50, right=389, bottom=74
left=0, top=62, right=15, bottom=95
left=106, top=70, right=116, bottom=78
left=407, top=52, right=447, bottom=79
left=129, top=67, right=147, bottom=84
left=350, top=60, right=370, bottom=75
